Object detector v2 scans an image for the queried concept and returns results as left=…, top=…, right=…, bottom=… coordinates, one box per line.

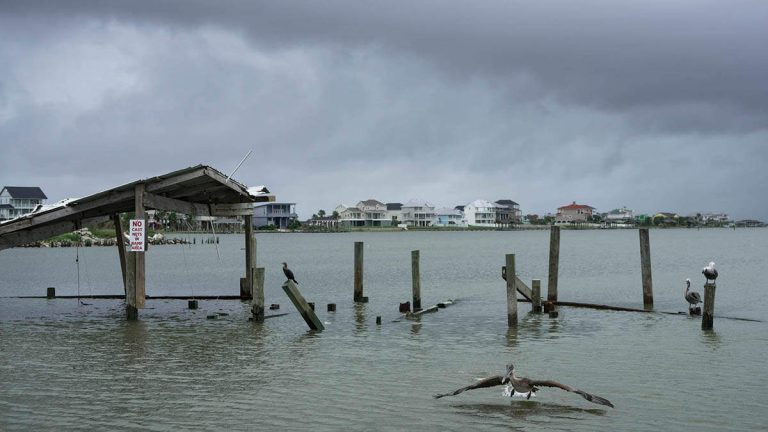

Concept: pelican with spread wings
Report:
left=434, top=364, right=614, bottom=408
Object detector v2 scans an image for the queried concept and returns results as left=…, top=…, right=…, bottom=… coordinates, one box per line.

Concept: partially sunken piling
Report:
left=639, top=228, right=654, bottom=309
left=46, top=287, right=55, bottom=299
left=282, top=280, right=324, bottom=331
left=411, top=250, right=422, bottom=311
left=354, top=241, right=364, bottom=302
left=251, top=267, right=265, bottom=322
left=506, top=254, right=518, bottom=326
left=702, top=283, right=716, bottom=330
left=531, top=279, right=542, bottom=313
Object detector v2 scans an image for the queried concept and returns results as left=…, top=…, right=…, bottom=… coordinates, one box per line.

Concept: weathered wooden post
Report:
left=702, top=283, right=716, bottom=330
left=639, top=228, right=654, bottom=309
left=112, top=213, right=127, bottom=296
left=411, top=250, right=422, bottom=311
left=354, top=241, right=364, bottom=302
left=531, top=279, right=541, bottom=313
left=547, top=226, right=560, bottom=303
left=327, top=303, right=336, bottom=312
left=251, top=267, right=265, bottom=321
left=125, top=252, right=138, bottom=320
left=282, top=280, right=324, bottom=331
left=130, top=184, right=146, bottom=318
left=46, top=287, right=55, bottom=298
left=506, top=254, right=518, bottom=326
left=243, top=215, right=255, bottom=300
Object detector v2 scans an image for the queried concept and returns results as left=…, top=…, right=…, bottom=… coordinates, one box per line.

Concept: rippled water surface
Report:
left=1, top=229, right=767, bottom=431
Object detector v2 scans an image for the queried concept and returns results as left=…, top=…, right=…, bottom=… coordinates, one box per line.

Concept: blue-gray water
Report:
left=1, top=229, right=766, bottom=431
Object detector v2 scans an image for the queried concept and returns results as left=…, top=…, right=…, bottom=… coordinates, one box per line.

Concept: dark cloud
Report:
left=1, top=1, right=767, bottom=220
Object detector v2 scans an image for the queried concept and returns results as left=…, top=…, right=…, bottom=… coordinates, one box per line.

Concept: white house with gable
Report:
left=401, top=200, right=435, bottom=227
left=464, top=199, right=505, bottom=227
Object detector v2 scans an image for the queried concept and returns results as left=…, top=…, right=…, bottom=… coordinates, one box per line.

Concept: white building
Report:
left=0, top=186, right=48, bottom=221
left=605, top=206, right=634, bottom=222
left=386, top=203, right=403, bottom=226
left=464, top=199, right=505, bottom=226
left=401, top=199, right=435, bottom=227
left=356, top=199, right=390, bottom=226
left=335, top=204, right=365, bottom=227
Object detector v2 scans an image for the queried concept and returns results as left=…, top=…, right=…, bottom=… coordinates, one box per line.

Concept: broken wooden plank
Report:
left=282, top=280, right=324, bottom=331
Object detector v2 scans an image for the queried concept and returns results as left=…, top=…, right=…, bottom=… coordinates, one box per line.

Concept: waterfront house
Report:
left=401, top=200, right=435, bottom=227
left=555, top=201, right=595, bottom=223
left=386, top=203, right=403, bottom=226
left=0, top=186, right=47, bottom=221
left=495, top=199, right=522, bottom=225
left=605, top=206, right=634, bottom=223
left=434, top=207, right=466, bottom=227
left=335, top=204, right=365, bottom=227
left=702, top=212, right=730, bottom=224
left=253, top=202, right=297, bottom=229
left=356, top=199, right=390, bottom=227
left=464, top=199, right=505, bottom=227
left=653, top=212, right=679, bottom=225
left=307, top=216, right=340, bottom=229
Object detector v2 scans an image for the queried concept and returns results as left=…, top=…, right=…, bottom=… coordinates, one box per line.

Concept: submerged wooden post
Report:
left=282, top=280, right=324, bottom=331
left=46, top=287, right=55, bottom=298
left=112, top=213, right=127, bottom=295
left=354, top=241, right=364, bottom=302
left=133, top=184, right=146, bottom=310
left=243, top=215, right=255, bottom=300
left=251, top=267, right=265, bottom=321
left=639, top=228, right=653, bottom=309
left=125, top=251, right=138, bottom=320
left=547, top=226, right=560, bottom=303
left=411, top=250, right=422, bottom=311
left=531, top=279, right=541, bottom=313
left=506, top=254, right=518, bottom=326
left=702, top=283, right=716, bottom=330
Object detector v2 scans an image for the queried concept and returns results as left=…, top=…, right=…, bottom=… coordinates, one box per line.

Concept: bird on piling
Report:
left=684, top=278, right=702, bottom=311
left=702, top=261, right=718, bottom=284
left=282, top=262, right=298, bottom=284
left=433, top=364, right=614, bottom=408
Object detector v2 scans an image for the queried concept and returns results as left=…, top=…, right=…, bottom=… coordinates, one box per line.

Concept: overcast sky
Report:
left=1, top=1, right=767, bottom=220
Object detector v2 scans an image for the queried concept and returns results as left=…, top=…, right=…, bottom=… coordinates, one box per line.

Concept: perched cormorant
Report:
left=684, top=278, right=702, bottom=311
left=702, top=262, right=718, bottom=284
left=282, top=262, right=298, bottom=284
left=434, top=364, right=614, bottom=408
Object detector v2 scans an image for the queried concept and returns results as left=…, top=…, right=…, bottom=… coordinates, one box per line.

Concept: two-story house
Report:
left=556, top=201, right=595, bottom=223
left=401, top=200, right=435, bottom=227
left=356, top=199, right=390, bottom=227
left=386, top=203, right=403, bottom=226
left=495, top=199, right=522, bottom=225
left=253, top=202, right=297, bottom=229
left=0, top=186, right=48, bottom=221
left=433, top=207, right=465, bottom=227
left=335, top=204, right=366, bottom=227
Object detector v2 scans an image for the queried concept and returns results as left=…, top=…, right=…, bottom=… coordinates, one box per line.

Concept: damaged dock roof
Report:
left=0, top=165, right=272, bottom=251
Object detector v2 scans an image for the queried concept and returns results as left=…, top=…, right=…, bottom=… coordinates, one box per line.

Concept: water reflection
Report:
left=410, top=322, right=422, bottom=335
left=354, top=303, right=367, bottom=334
left=451, top=401, right=608, bottom=422
left=118, top=320, right=148, bottom=365
left=505, top=326, right=519, bottom=348
left=700, top=330, right=722, bottom=351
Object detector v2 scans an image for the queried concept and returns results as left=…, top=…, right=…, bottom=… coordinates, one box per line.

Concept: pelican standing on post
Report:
left=684, top=278, right=702, bottom=313
left=702, top=262, right=718, bottom=284
left=433, top=364, right=614, bottom=408
left=282, top=262, right=298, bottom=284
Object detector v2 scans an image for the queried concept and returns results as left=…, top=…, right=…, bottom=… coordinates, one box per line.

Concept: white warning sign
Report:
left=129, top=219, right=145, bottom=252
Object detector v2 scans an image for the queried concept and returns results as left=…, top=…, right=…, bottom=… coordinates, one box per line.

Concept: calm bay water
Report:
left=1, top=229, right=767, bottom=431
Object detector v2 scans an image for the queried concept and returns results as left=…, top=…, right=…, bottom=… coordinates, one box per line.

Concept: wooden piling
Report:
left=354, top=241, right=364, bottom=302
left=125, top=251, right=138, bottom=320
left=506, top=254, right=518, bottom=327
left=133, top=184, right=146, bottom=309
left=46, top=287, right=55, bottom=298
left=411, top=250, right=422, bottom=311
left=112, top=213, right=127, bottom=296
left=702, top=283, right=716, bottom=330
left=327, top=303, right=336, bottom=312
left=188, top=300, right=198, bottom=309
left=282, top=280, right=324, bottom=331
left=239, top=277, right=248, bottom=300
left=376, top=316, right=382, bottom=325
left=243, top=215, right=255, bottom=300
left=547, top=226, right=560, bottom=304
left=531, top=279, right=541, bottom=313
left=639, top=228, right=654, bottom=309
left=251, top=267, right=265, bottom=322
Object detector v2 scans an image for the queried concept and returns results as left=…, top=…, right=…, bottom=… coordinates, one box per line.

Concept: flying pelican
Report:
left=282, top=262, right=298, bottom=284
left=702, top=262, right=718, bottom=284
left=684, top=278, right=702, bottom=310
left=434, top=364, right=614, bottom=408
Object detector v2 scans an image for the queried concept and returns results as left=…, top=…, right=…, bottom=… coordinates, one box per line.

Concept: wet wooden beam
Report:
left=252, top=267, right=265, bottom=321
left=531, top=279, right=542, bottom=313
left=702, top=283, right=716, bottom=330
left=133, top=183, right=146, bottom=310
left=411, top=250, right=421, bottom=311
left=142, top=191, right=210, bottom=216
left=112, top=213, right=127, bottom=296
left=506, top=254, right=518, bottom=326
left=282, top=280, right=324, bottom=331
left=547, top=225, right=560, bottom=303
left=354, top=241, right=364, bottom=302
left=639, top=228, right=653, bottom=309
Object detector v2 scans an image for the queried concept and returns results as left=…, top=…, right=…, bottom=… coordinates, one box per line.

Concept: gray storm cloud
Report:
left=1, top=1, right=766, bottom=219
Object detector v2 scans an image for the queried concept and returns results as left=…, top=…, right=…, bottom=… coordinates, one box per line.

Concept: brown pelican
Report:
left=434, top=364, right=614, bottom=408
left=282, top=262, right=298, bottom=284
left=702, top=262, right=718, bottom=284
left=684, top=278, right=702, bottom=311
